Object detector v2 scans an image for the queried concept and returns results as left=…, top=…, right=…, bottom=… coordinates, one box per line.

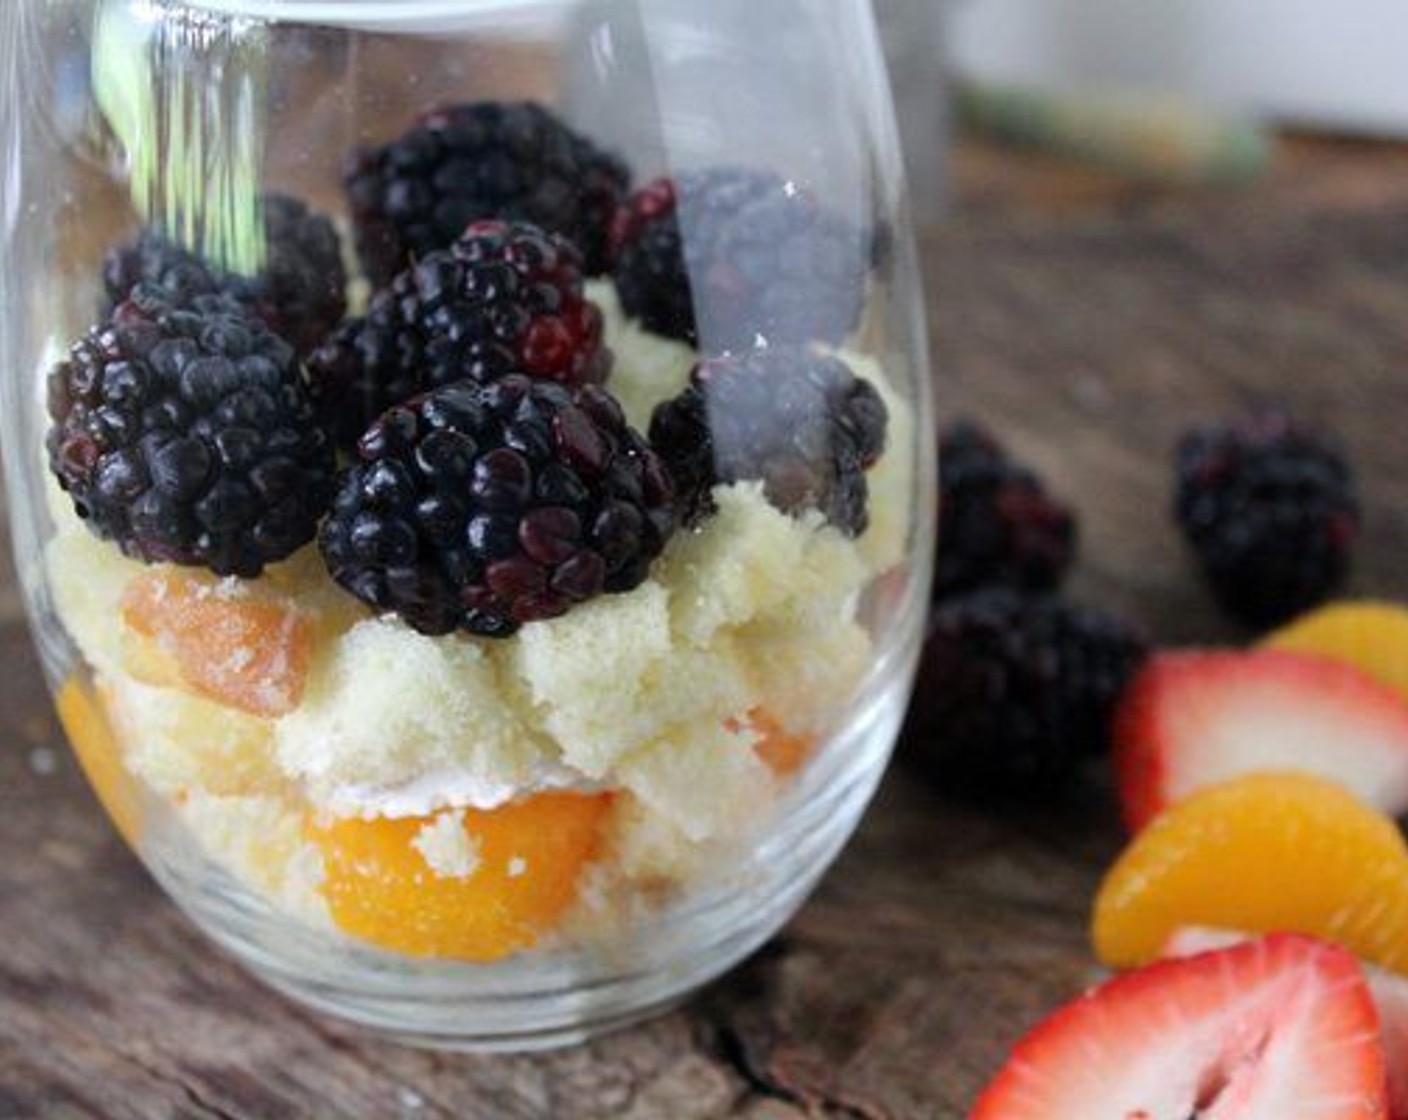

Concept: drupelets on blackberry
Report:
left=908, top=588, right=1149, bottom=796
left=306, top=220, right=610, bottom=453
left=648, top=347, right=887, bottom=537
left=102, top=193, right=347, bottom=357
left=610, top=167, right=872, bottom=351
left=1175, top=407, right=1359, bottom=628
left=936, top=421, right=1076, bottom=598
left=320, top=376, right=674, bottom=638
left=46, top=283, right=336, bottom=577
left=346, top=101, right=630, bottom=285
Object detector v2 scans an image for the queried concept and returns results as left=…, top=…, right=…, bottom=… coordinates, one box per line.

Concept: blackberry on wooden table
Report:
left=1175, top=407, right=1359, bottom=628
left=935, top=420, right=1076, bottom=599
left=907, top=588, right=1148, bottom=796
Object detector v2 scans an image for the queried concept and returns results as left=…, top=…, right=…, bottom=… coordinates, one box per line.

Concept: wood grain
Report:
left=6, top=136, right=1408, bottom=1118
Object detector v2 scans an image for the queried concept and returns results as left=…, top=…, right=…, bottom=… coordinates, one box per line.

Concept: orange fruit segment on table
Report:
left=310, top=791, right=612, bottom=961
left=1093, top=771, right=1408, bottom=975
left=1265, top=601, right=1408, bottom=707
left=120, top=568, right=313, bottom=718
left=56, top=676, right=142, bottom=848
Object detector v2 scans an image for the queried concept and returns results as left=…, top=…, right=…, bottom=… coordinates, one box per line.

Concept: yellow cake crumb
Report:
left=587, top=280, right=696, bottom=433
left=507, top=587, right=754, bottom=783
left=616, top=717, right=770, bottom=842
left=105, top=675, right=283, bottom=799
left=177, top=791, right=329, bottom=928
left=737, top=616, right=873, bottom=738
left=276, top=617, right=560, bottom=809
left=608, top=793, right=709, bottom=885
left=47, top=524, right=148, bottom=677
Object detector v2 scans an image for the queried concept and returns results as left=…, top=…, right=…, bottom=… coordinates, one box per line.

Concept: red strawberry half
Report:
left=971, top=933, right=1386, bottom=1119
left=1114, top=648, right=1408, bottom=833
left=1165, top=928, right=1408, bottom=1120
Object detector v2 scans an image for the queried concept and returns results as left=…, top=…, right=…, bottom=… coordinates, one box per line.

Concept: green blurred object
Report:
left=92, top=0, right=268, bottom=274
left=957, top=80, right=1273, bottom=184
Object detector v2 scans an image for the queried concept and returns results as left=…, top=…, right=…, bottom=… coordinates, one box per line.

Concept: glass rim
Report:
left=179, top=0, right=564, bottom=28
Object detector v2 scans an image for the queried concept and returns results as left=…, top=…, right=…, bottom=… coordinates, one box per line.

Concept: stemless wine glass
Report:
left=0, top=0, right=935, bottom=1049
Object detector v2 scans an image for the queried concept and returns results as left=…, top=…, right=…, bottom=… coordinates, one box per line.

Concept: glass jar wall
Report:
left=0, top=0, right=933, bottom=1049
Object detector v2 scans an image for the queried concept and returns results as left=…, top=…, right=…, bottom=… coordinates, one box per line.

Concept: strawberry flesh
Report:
left=971, top=933, right=1387, bottom=1119
left=1166, top=928, right=1408, bottom=1120
left=1115, top=649, right=1408, bottom=833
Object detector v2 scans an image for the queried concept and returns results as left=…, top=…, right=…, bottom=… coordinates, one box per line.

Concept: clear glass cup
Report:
left=0, top=0, right=934, bottom=1049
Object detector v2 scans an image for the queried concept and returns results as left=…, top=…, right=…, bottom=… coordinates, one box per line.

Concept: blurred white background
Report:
left=950, top=0, right=1408, bottom=137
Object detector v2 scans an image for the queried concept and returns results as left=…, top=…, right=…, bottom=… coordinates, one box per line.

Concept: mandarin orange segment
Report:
left=749, top=710, right=813, bottom=777
left=56, top=676, right=142, bottom=848
left=121, top=569, right=313, bottom=717
left=1093, top=772, right=1408, bottom=974
left=1265, top=601, right=1408, bottom=707
left=726, top=709, right=814, bottom=777
left=310, top=792, right=612, bottom=961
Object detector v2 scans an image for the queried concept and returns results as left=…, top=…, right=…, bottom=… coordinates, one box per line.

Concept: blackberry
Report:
left=936, top=421, right=1077, bottom=599
left=306, top=220, right=610, bottom=452
left=346, top=101, right=629, bottom=285
left=47, top=285, right=336, bottom=577
left=244, top=195, right=350, bottom=356
left=610, top=168, right=871, bottom=350
left=101, top=233, right=220, bottom=308
left=1175, top=407, right=1359, bottom=627
left=102, top=193, right=348, bottom=357
left=320, top=376, right=674, bottom=637
left=907, top=588, right=1148, bottom=796
left=648, top=347, right=887, bottom=537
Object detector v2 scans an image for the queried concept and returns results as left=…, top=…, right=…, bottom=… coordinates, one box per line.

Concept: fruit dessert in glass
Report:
left=1, top=0, right=933, bottom=1047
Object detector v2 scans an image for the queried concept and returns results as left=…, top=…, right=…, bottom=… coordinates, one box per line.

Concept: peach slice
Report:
left=121, top=569, right=313, bottom=717
left=309, top=792, right=612, bottom=961
left=56, top=677, right=142, bottom=848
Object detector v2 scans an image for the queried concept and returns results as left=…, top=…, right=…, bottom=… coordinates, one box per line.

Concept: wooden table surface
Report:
left=7, top=136, right=1408, bottom=1119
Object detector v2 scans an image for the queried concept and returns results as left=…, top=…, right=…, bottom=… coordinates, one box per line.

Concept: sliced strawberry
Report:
left=971, top=933, right=1386, bottom=1119
left=1164, top=928, right=1408, bottom=1120
left=1114, top=649, right=1408, bottom=833
left=1379, top=972, right=1408, bottom=1120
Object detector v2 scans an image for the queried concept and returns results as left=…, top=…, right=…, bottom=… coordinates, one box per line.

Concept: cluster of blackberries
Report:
left=914, top=421, right=1144, bottom=796
left=605, top=166, right=888, bottom=542
left=916, top=403, right=1361, bottom=799
left=50, top=101, right=889, bottom=638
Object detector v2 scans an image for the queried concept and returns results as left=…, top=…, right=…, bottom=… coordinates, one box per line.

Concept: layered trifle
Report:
left=41, top=101, right=916, bottom=967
